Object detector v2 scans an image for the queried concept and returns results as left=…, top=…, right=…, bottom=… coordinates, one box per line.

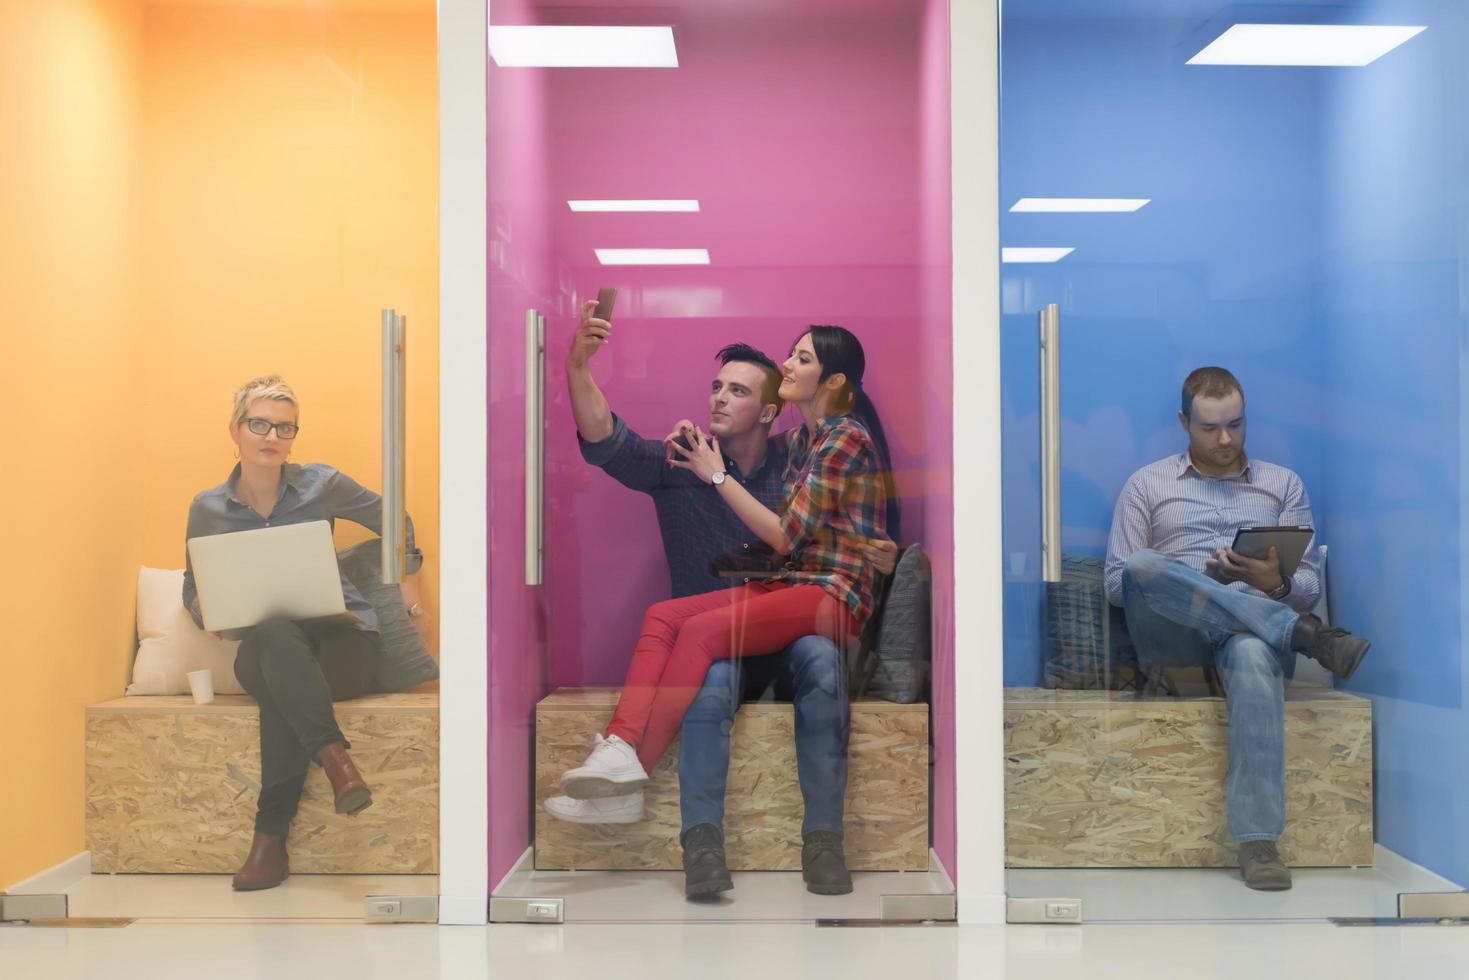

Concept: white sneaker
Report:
left=560, top=734, right=649, bottom=800
left=543, top=792, right=645, bottom=824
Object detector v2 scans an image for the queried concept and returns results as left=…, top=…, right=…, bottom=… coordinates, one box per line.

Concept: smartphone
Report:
left=593, top=287, right=618, bottom=321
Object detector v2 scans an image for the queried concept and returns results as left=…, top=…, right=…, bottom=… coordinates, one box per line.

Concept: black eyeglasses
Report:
left=245, top=417, right=300, bottom=439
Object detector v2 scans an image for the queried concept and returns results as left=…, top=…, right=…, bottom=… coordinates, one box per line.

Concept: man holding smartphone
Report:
left=550, top=295, right=897, bottom=900
left=1104, top=366, right=1372, bottom=892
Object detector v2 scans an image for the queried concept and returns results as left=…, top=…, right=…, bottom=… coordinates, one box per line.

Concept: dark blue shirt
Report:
left=578, top=414, right=787, bottom=598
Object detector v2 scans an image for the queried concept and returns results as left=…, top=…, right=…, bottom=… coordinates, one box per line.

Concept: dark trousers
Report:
left=232, top=617, right=377, bottom=835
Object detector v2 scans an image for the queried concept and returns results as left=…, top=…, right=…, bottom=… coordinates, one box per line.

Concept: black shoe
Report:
left=802, top=831, right=853, bottom=896
left=1238, top=840, right=1292, bottom=891
left=1297, top=614, right=1372, bottom=681
left=682, top=824, right=733, bottom=899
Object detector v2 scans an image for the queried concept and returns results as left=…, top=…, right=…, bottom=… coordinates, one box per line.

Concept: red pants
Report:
left=605, top=582, right=859, bottom=771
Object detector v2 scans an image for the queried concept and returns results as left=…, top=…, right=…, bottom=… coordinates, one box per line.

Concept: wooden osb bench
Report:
left=1004, top=686, right=1372, bottom=868
left=85, top=691, right=438, bottom=874
left=534, top=688, right=929, bottom=872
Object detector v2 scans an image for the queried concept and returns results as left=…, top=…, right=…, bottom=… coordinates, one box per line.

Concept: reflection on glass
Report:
left=182, top=377, right=428, bottom=891
left=487, top=0, right=954, bottom=922
left=1103, top=368, right=1368, bottom=891
left=4, top=0, right=439, bottom=916
left=1002, top=0, right=1469, bottom=919
left=546, top=314, right=901, bottom=897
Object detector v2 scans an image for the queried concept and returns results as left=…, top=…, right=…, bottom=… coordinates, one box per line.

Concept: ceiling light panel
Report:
left=1011, top=198, right=1150, bottom=213
left=1187, top=24, right=1425, bottom=67
left=1002, top=247, right=1075, bottom=264
left=595, top=249, right=710, bottom=266
left=569, top=200, right=700, bottom=212
left=489, top=26, right=678, bottom=68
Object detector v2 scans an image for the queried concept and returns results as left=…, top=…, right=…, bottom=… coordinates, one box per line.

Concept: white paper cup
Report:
left=187, top=668, right=215, bottom=705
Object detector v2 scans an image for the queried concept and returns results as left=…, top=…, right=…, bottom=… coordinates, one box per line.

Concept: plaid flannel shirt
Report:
left=778, top=415, right=889, bottom=626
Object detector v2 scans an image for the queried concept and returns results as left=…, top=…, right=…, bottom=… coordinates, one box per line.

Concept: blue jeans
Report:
left=679, top=635, right=850, bottom=839
left=1121, top=549, right=1300, bottom=843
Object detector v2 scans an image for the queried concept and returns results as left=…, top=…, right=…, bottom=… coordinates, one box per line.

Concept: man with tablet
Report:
left=1104, top=367, right=1372, bottom=893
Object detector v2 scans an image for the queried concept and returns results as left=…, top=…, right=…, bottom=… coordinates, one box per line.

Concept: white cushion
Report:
left=127, top=567, right=246, bottom=696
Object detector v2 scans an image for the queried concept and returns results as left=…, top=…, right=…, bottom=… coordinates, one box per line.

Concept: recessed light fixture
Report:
left=1188, top=24, right=1425, bottom=67
left=568, top=200, right=700, bottom=212
left=488, top=26, right=678, bottom=68
left=1011, top=198, right=1150, bottom=213
left=595, top=248, right=710, bottom=266
left=1002, top=247, right=1074, bottom=264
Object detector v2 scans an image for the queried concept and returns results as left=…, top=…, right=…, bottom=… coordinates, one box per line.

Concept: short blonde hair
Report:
left=231, top=375, right=299, bottom=429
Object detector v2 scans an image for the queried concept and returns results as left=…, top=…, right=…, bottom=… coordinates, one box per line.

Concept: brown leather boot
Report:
left=232, top=832, right=289, bottom=891
left=315, top=741, right=373, bottom=815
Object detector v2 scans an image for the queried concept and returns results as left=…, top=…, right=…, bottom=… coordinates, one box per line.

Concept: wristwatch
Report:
left=711, top=470, right=728, bottom=486
left=1267, top=579, right=1292, bottom=601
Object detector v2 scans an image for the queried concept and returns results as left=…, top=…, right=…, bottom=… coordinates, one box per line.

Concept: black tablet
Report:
left=1230, top=526, right=1314, bottom=578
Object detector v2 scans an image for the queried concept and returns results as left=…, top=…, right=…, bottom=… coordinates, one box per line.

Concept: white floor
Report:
left=11, top=873, right=438, bottom=923
left=13, top=848, right=1453, bottom=926
left=5, top=857, right=1468, bottom=979
left=4, top=920, right=1469, bottom=980
left=1007, top=846, right=1460, bottom=922
left=493, top=866, right=953, bottom=922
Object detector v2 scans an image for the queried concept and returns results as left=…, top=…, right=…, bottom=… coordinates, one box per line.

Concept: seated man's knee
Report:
left=787, top=635, right=844, bottom=698
left=687, top=660, right=740, bottom=722
left=1123, top=548, right=1167, bottom=578
left=1122, top=548, right=1170, bottom=592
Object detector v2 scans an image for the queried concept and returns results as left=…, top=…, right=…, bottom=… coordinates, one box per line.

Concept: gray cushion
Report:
left=856, top=544, right=932, bottom=704
left=1043, top=555, right=1140, bottom=690
left=337, top=541, right=439, bottom=693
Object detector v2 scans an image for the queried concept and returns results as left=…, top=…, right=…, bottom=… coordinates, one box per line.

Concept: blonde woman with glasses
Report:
left=181, top=375, right=420, bottom=891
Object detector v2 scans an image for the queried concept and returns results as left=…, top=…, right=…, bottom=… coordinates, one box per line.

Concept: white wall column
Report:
left=437, top=0, right=489, bottom=927
left=951, top=0, right=1006, bottom=924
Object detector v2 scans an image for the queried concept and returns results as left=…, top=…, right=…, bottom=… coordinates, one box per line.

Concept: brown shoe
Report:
left=1300, top=614, right=1372, bottom=681
left=315, top=741, right=373, bottom=815
left=232, top=832, right=289, bottom=891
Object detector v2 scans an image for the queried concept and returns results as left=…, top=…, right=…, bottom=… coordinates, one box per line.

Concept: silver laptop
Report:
left=188, top=520, right=355, bottom=633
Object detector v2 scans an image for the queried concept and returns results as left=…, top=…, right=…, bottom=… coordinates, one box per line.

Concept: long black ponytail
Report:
left=803, top=324, right=901, bottom=543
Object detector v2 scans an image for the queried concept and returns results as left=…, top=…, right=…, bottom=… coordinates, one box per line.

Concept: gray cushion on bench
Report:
left=337, top=541, right=439, bottom=693
left=1044, top=555, right=1141, bottom=691
left=857, top=544, right=932, bottom=703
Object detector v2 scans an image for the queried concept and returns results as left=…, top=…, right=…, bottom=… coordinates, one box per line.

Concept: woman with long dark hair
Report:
left=550, top=326, right=895, bottom=850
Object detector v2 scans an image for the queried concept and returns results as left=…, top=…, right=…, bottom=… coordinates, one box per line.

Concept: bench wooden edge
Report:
left=538, top=686, right=929, bottom=713
left=88, top=692, right=439, bottom=715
